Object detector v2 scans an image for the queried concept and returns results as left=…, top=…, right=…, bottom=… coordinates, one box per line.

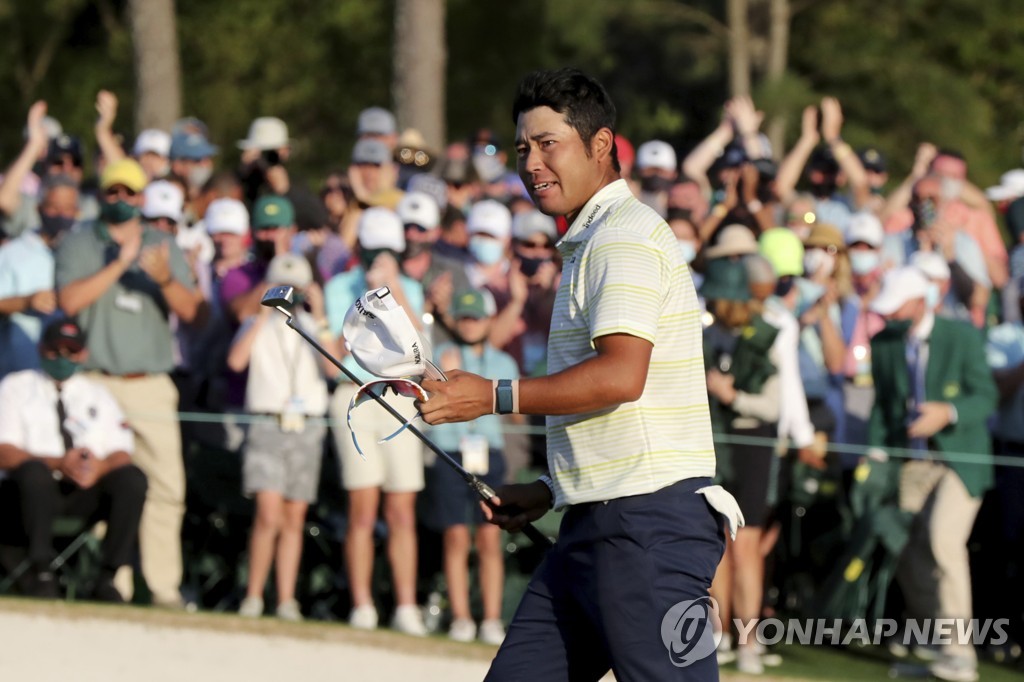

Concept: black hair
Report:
left=511, top=68, right=619, bottom=173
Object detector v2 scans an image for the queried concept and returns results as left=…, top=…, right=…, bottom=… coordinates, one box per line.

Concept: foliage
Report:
left=0, top=0, right=1022, bottom=187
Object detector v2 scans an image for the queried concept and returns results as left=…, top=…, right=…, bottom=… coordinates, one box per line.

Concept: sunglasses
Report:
left=346, top=378, right=429, bottom=459
left=515, top=238, right=552, bottom=249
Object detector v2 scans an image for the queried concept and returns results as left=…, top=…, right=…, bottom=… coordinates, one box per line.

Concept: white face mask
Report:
left=849, top=249, right=880, bottom=276
left=677, top=239, right=697, bottom=264
left=803, top=248, right=836, bottom=278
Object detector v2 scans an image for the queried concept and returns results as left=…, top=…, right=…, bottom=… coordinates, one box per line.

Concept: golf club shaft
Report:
left=285, top=316, right=552, bottom=549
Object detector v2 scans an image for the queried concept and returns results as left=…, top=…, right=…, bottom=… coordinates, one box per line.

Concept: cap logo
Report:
left=353, top=298, right=376, bottom=320
left=266, top=205, right=279, bottom=215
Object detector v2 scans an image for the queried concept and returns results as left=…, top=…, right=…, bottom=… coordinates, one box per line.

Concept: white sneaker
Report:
left=349, top=604, right=379, bottom=630
left=391, top=604, right=428, bottom=637
left=238, top=595, right=264, bottom=618
left=479, top=619, right=506, bottom=646
left=754, top=641, right=782, bottom=667
left=448, top=618, right=477, bottom=642
left=930, top=655, right=978, bottom=682
left=276, top=599, right=303, bottom=622
left=736, top=647, right=764, bottom=675
left=716, top=632, right=736, bottom=665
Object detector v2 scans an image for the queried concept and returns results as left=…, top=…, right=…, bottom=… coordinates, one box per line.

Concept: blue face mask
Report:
left=677, top=239, right=697, bottom=264
left=849, top=250, right=880, bottom=276
left=795, top=277, right=827, bottom=318
left=469, top=236, right=505, bottom=266
left=925, top=282, right=941, bottom=310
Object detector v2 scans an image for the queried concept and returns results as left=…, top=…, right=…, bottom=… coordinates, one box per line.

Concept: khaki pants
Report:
left=87, top=372, right=184, bottom=605
left=897, top=460, right=981, bottom=660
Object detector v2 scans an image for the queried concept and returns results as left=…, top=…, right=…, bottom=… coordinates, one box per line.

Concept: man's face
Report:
left=352, top=163, right=383, bottom=196
left=455, top=316, right=490, bottom=345
left=515, top=105, right=609, bottom=221
left=40, top=186, right=78, bottom=219
left=212, top=232, right=247, bottom=262
left=404, top=224, right=438, bottom=246
left=104, top=184, right=143, bottom=208
left=48, top=154, right=82, bottom=184
left=139, top=151, right=169, bottom=180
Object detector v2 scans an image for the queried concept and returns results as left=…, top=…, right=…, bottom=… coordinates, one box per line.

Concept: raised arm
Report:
left=775, top=105, right=820, bottom=205
left=820, top=97, right=869, bottom=209
left=0, top=101, right=49, bottom=218
left=681, top=115, right=734, bottom=197
left=94, top=90, right=126, bottom=166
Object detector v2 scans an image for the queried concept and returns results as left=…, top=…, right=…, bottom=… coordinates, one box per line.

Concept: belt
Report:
left=100, top=371, right=150, bottom=380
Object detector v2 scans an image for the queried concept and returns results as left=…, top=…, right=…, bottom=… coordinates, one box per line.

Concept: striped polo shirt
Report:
left=546, top=179, right=715, bottom=507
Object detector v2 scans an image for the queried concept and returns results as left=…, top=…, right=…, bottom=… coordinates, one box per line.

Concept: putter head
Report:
left=261, top=285, right=295, bottom=314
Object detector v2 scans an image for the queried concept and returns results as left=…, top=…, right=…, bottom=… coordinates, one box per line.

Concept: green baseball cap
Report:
left=252, top=195, right=295, bottom=230
left=452, top=289, right=491, bottom=320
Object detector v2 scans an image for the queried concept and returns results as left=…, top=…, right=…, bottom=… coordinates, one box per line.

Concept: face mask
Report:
left=100, top=199, right=140, bottom=225
left=519, top=255, right=549, bottom=277
left=39, top=214, right=75, bottom=239
left=803, top=248, right=836, bottom=278
left=188, top=165, right=213, bottom=190
left=469, top=236, right=505, bottom=266
left=253, top=238, right=277, bottom=263
left=925, top=282, right=941, bottom=309
left=849, top=250, right=880, bottom=276
left=940, top=177, right=963, bottom=201
left=677, top=239, right=697, bottom=264
left=359, top=247, right=398, bottom=272
left=810, top=180, right=837, bottom=198
left=640, top=175, right=674, bottom=194
left=795, top=277, right=826, bottom=318
left=884, top=318, right=913, bottom=336
left=41, top=355, right=80, bottom=382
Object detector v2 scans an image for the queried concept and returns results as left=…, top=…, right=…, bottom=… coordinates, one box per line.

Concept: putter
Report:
left=260, top=285, right=552, bottom=549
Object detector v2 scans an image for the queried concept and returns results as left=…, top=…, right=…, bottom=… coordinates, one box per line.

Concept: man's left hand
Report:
left=907, top=401, right=953, bottom=439
left=139, top=242, right=172, bottom=286
left=419, top=369, right=493, bottom=424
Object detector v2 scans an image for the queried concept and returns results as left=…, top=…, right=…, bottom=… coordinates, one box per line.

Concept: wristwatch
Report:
left=495, top=379, right=514, bottom=415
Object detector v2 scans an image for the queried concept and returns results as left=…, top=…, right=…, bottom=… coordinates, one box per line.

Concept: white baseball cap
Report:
left=396, top=191, right=440, bottom=230
left=358, top=207, right=406, bottom=251
left=467, top=199, right=512, bottom=239
left=342, top=286, right=444, bottom=381
left=266, top=253, right=313, bottom=288
left=636, top=140, right=677, bottom=173
left=511, top=209, right=558, bottom=241
left=133, top=129, right=171, bottom=157
left=237, top=117, right=289, bottom=151
left=845, top=212, right=884, bottom=248
left=141, top=180, right=184, bottom=222
left=204, top=198, right=250, bottom=236
left=911, top=251, right=951, bottom=281
left=870, top=265, right=930, bottom=315
left=985, top=169, right=1024, bottom=202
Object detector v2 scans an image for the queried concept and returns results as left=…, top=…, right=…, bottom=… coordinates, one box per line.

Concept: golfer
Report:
left=420, top=68, right=733, bottom=681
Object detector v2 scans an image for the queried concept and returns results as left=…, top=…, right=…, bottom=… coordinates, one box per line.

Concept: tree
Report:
left=393, top=0, right=446, bottom=149
left=127, top=0, right=182, bottom=131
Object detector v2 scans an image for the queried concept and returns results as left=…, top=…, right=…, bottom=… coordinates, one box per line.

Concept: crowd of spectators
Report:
left=0, top=89, right=1021, bottom=678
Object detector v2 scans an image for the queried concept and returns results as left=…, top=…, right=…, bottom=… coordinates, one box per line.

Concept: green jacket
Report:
left=867, top=316, right=997, bottom=497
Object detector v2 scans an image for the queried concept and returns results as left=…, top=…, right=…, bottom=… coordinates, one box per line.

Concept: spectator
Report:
left=702, top=256, right=780, bottom=674
left=394, top=128, right=438, bottom=190
left=503, top=209, right=560, bottom=377
left=55, top=157, right=200, bottom=608
left=133, top=130, right=172, bottom=181
left=423, top=288, right=518, bottom=645
left=1, top=102, right=51, bottom=242
left=667, top=208, right=701, bottom=270
left=634, top=139, right=677, bottom=217
left=229, top=254, right=332, bottom=622
left=858, top=146, right=889, bottom=215
left=323, top=206, right=427, bottom=636
left=867, top=266, right=997, bottom=682
left=170, top=129, right=219, bottom=201
left=356, top=106, right=398, bottom=150
left=348, top=138, right=399, bottom=212
left=0, top=319, right=146, bottom=602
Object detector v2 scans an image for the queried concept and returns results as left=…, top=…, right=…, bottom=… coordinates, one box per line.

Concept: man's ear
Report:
left=591, top=127, right=614, bottom=164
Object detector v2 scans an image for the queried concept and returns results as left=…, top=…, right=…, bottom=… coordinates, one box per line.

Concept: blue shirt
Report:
left=324, top=266, right=425, bottom=383
left=427, top=342, right=520, bottom=451
left=0, top=231, right=56, bottom=378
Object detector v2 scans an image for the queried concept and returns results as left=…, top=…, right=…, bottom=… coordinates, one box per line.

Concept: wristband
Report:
left=511, top=379, right=520, bottom=415
left=537, top=474, right=555, bottom=508
left=494, top=379, right=514, bottom=415
left=711, top=204, right=729, bottom=219
left=747, top=199, right=764, bottom=213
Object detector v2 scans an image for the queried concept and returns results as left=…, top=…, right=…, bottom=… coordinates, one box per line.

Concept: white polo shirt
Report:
left=546, top=179, right=715, bottom=507
left=0, top=370, right=134, bottom=480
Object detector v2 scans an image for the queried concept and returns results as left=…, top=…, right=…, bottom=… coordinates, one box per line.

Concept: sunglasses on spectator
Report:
left=346, top=378, right=429, bottom=459
left=104, top=185, right=138, bottom=199
left=404, top=223, right=432, bottom=233
left=515, top=238, right=553, bottom=249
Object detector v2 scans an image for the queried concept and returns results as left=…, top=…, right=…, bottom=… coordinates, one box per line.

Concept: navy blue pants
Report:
left=486, top=477, right=726, bottom=681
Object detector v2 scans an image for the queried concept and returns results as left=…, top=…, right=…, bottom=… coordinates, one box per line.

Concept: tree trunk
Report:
left=393, top=0, right=447, bottom=149
left=127, top=0, right=182, bottom=132
left=765, top=0, right=790, bottom=155
left=727, top=0, right=751, bottom=97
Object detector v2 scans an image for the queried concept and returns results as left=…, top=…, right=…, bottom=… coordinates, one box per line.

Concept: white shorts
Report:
left=330, top=382, right=425, bottom=493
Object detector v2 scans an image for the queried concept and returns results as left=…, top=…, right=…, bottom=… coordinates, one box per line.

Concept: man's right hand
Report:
left=116, top=225, right=144, bottom=267
left=481, top=481, right=552, bottom=532
left=26, top=101, right=49, bottom=156
left=28, top=289, right=57, bottom=315
left=60, top=448, right=99, bottom=489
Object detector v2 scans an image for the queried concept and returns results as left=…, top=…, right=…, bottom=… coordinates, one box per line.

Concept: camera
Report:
left=261, top=149, right=281, bottom=167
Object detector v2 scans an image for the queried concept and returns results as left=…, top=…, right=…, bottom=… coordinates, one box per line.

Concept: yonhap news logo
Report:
left=660, top=597, right=719, bottom=667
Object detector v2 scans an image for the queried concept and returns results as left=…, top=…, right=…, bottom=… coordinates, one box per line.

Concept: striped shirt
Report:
left=546, top=179, right=715, bottom=507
